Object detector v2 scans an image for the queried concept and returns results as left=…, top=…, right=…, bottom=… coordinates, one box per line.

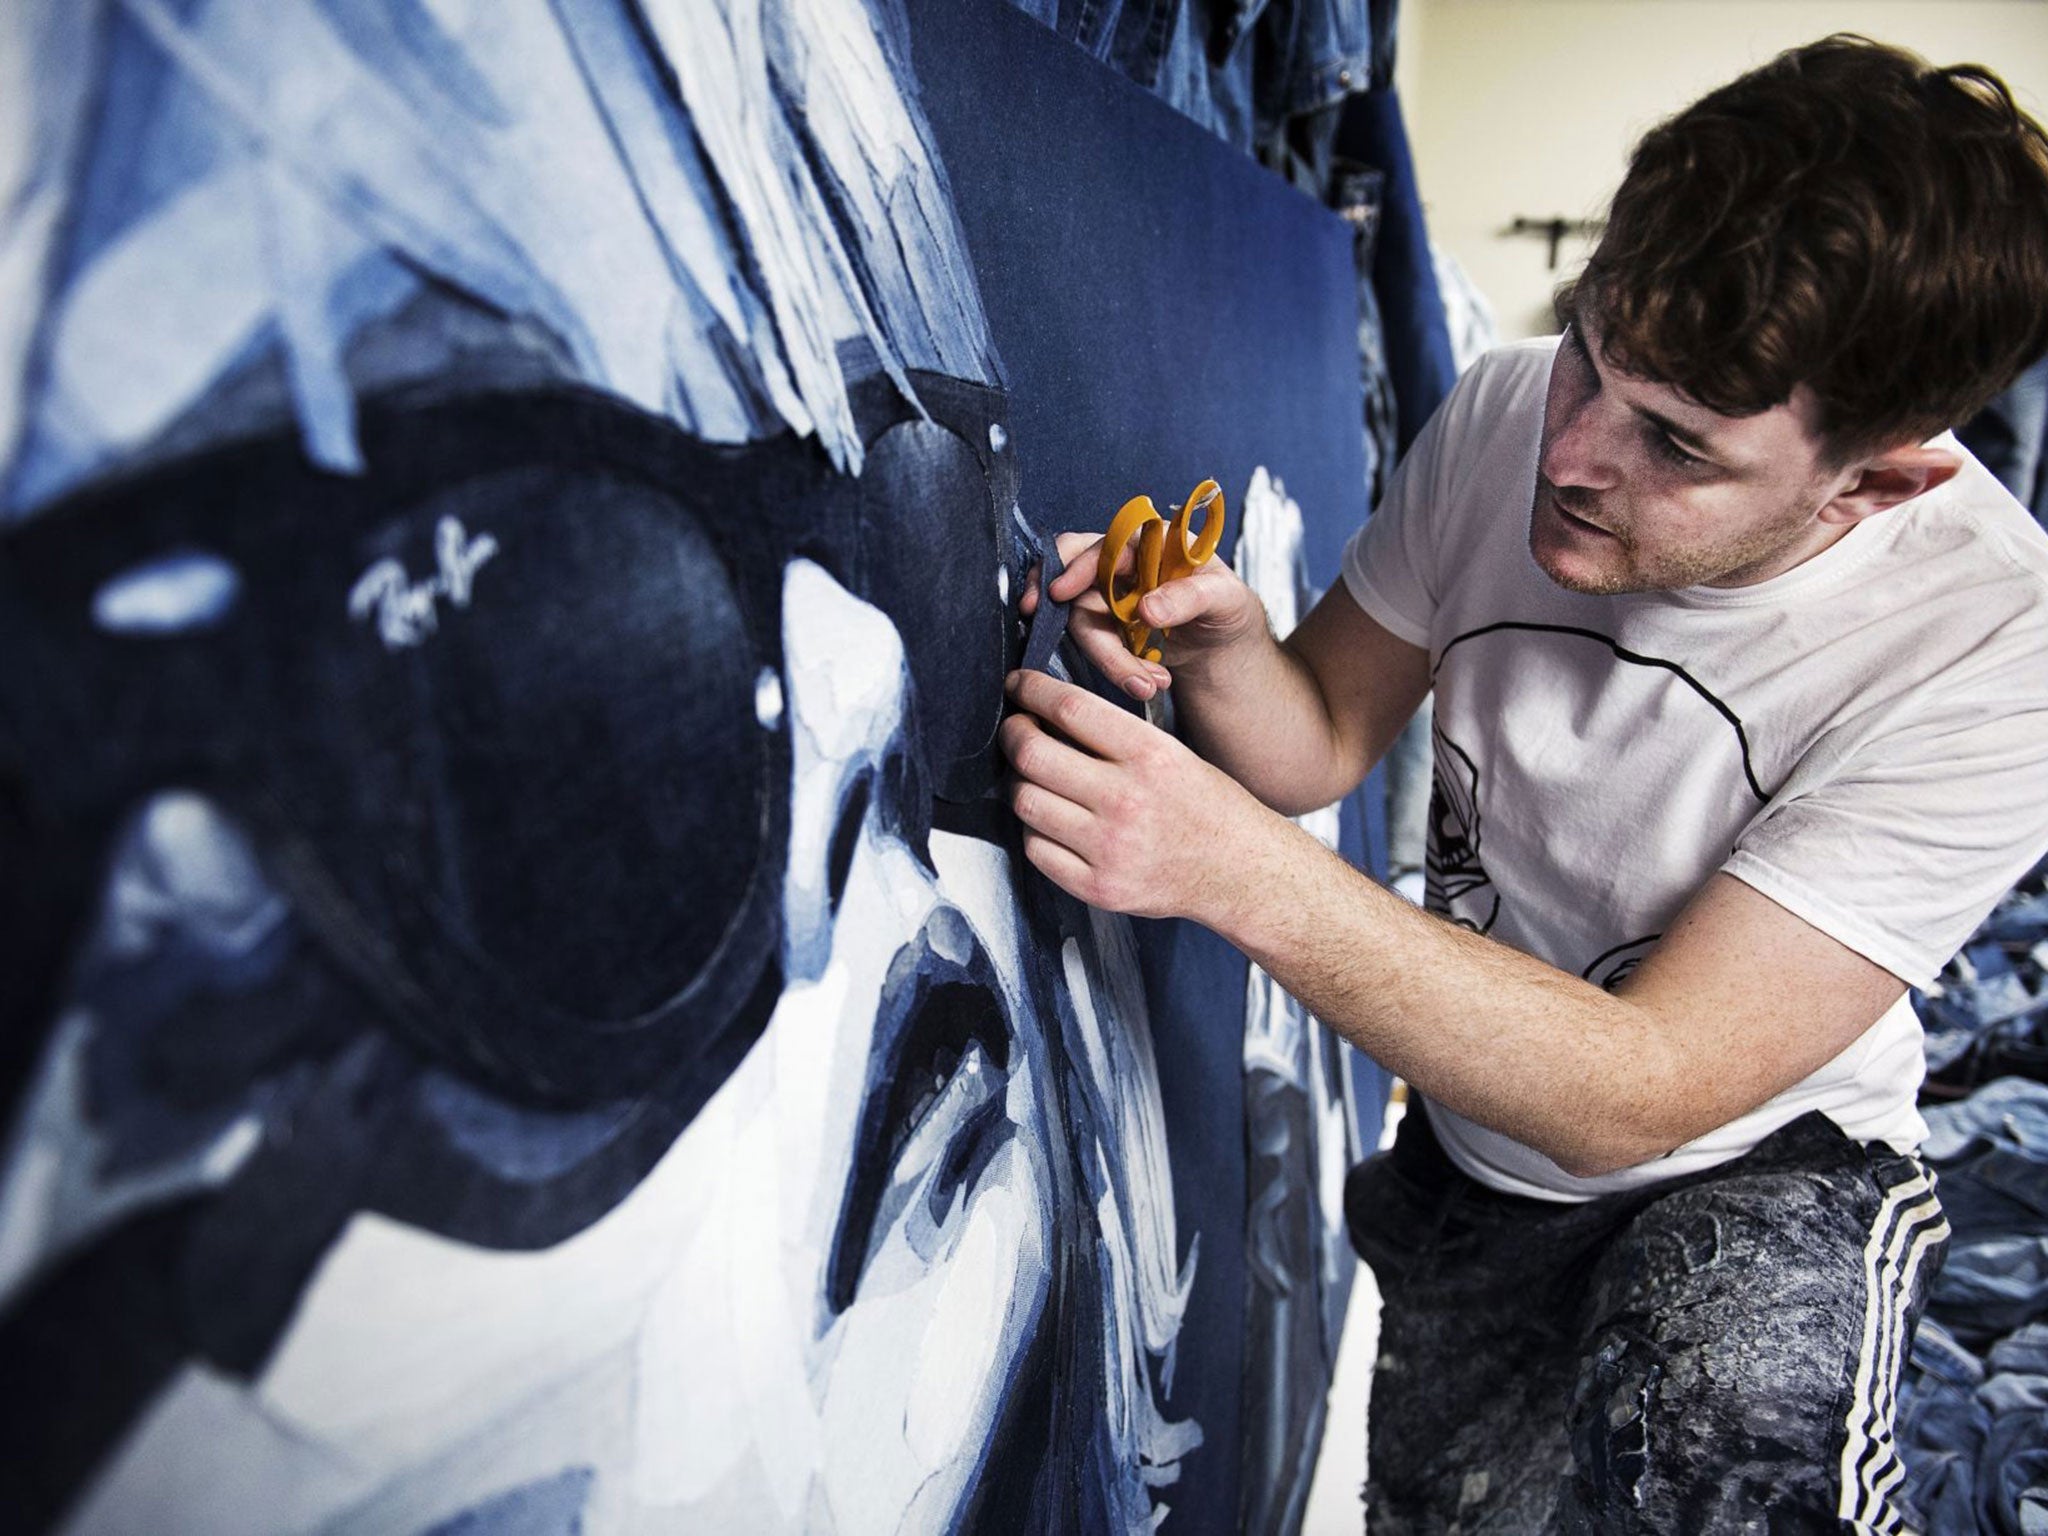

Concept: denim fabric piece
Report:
left=1899, top=862, right=2048, bottom=1529
left=1933, top=1147, right=2048, bottom=1237
left=1900, top=1120, right=2048, bottom=1528
left=1980, top=1327, right=2048, bottom=1533
left=1332, top=85, right=1457, bottom=453
left=1243, top=0, right=1376, bottom=126
left=1936, top=1235, right=2048, bottom=1349
left=1916, top=858, right=2048, bottom=1095
left=1901, top=1318, right=1990, bottom=1467
left=1003, top=0, right=1377, bottom=157
left=1330, top=161, right=1400, bottom=513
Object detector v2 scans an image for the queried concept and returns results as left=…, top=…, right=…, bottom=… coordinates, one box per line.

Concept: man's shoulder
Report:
left=1443, top=336, right=1559, bottom=429
left=1889, top=437, right=2048, bottom=626
left=1421, top=337, right=1557, bottom=501
left=1820, top=442, right=2048, bottom=736
left=1485, top=334, right=1567, bottom=375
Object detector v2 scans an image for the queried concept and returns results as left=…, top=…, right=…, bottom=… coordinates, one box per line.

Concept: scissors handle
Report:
left=1160, top=479, right=1225, bottom=583
left=1096, top=480, right=1228, bottom=663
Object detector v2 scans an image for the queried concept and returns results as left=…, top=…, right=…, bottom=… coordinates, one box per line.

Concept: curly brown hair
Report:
left=1572, top=34, right=2048, bottom=465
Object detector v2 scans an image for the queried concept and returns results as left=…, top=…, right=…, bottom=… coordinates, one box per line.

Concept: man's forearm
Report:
left=1207, top=811, right=1695, bottom=1177
left=1169, top=629, right=1363, bottom=816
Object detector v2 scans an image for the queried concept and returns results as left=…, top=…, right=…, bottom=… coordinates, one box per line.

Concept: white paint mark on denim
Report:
left=754, top=666, right=786, bottom=731
left=347, top=515, right=498, bottom=650
left=93, top=550, right=244, bottom=634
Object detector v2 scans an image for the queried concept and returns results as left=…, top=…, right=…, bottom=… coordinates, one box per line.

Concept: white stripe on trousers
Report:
left=1837, top=1168, right=1950, bottom=1535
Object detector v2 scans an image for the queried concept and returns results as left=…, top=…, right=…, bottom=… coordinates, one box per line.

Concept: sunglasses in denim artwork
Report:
left=0, top=372, right=1027, bottom=1112
left=0, top=363, right=1101, bottom=1527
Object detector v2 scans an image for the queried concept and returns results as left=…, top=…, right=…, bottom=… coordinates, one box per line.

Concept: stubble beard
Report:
left=1534, top=480, right=1825, bottom=595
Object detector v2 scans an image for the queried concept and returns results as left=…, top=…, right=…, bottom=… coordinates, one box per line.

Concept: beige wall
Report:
left=1401, top=1, right=2048, bottom=339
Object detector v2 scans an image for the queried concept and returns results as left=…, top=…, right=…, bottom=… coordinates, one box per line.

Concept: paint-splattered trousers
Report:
left=1345, top=1102, right=1949, bottom=1534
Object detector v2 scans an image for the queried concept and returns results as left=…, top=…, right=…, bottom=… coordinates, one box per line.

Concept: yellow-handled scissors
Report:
left=1095, top=479, right=1227, bottom=663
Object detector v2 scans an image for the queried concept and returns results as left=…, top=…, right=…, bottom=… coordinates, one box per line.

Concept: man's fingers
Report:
left=1020, top=830, right=1096, bottom=904
left=1024, top=546, right=1119, bottom=616
left=1067, top=626, right=1169, bottom=699
left=1007, top=775, right=1094, bottom=850
left=998, top=711, right=1122, bottom=805
left=1048, top=531, right=1146, bottom=602
left=1004, top=669, right=1155, bottom=761
left=1014, top=569, right=1170, bottom=698
left=1137, top=563, right=1232, bottom=629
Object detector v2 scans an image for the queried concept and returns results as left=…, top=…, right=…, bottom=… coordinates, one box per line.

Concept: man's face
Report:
left=1530, top=313, right=1851, bottom=594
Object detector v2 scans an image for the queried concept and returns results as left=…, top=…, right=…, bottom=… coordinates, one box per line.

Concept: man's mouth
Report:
left=1551, top=495, right=1617, bottom=539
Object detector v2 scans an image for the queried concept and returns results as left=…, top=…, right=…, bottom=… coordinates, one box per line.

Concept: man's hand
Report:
left=998, top=661, right=1907, bottom=1181
left=999, top=667, right=1276, bottom=924
left=1019, top=531, right=1269, bottom=704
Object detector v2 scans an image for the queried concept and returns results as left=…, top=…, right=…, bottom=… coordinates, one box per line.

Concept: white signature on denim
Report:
left=348, top=517, right=500, bottom=650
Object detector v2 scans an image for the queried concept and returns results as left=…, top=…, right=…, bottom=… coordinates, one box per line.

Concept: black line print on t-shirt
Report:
left=1433, top=621, right=1769, bottom=803
left=1427, top=721, right=1500, bottom=933
left=1424, top=620, right=1768, bottom=956
left=1581, top=934, right=1660, bottom=990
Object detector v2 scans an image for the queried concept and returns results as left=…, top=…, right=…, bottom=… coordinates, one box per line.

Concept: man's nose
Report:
left=1541, top=392, right=1620, bottom=491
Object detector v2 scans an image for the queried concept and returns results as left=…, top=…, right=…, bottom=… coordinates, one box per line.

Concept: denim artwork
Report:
left=0, top=0, right=1381, bottom=1531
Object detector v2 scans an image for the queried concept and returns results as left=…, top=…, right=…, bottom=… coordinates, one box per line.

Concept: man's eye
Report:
left=1652, top=430, right=1705, bottom=469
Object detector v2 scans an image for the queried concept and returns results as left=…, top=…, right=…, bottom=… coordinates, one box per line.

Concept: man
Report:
left=1002, top=35, right=2048, bottom=1531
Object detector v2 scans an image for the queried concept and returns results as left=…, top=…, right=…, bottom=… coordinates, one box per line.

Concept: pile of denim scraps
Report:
left=1917, top=860, right=2048, bottom=1099
left=1898, top=1078, right=2048, bottom=1530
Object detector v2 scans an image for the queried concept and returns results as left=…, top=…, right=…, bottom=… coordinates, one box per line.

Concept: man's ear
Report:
left=1818, top=444, right=1962, bottom=526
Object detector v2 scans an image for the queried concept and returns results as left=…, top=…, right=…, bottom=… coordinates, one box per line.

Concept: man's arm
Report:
left=1026, top=536, right=1432, bottom=815
left=998, top=670, right=1904, bottom=1176
left=1177, top=582, right=1432, bottom=816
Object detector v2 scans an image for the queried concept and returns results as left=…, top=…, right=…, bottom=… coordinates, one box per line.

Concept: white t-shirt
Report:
left=1342, top=337, right=2048, bottom=1202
